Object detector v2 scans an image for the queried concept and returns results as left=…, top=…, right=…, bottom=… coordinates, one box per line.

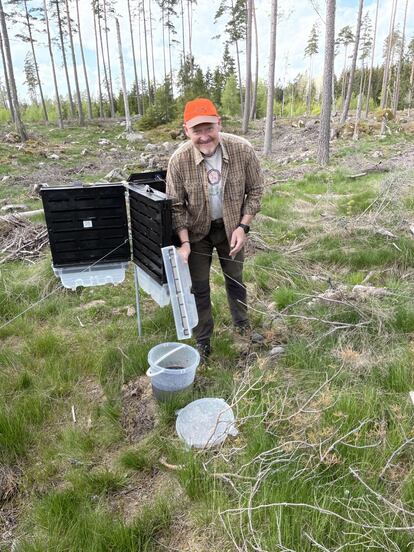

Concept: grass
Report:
left=1, top=122, right=414, bottom=550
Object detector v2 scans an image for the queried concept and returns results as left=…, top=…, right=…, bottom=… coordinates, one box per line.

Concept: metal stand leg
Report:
left=133, top=264, right=142, bottom=337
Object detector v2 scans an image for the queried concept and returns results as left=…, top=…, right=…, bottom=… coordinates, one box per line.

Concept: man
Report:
left=166, top=98, right=264, bottom=360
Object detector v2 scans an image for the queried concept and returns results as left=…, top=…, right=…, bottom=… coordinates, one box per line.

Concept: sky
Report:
left=7, top=0, right=414, bottom=102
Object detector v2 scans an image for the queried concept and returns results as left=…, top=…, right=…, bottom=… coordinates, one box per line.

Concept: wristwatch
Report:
left=238, top=223, right=250, bottom=234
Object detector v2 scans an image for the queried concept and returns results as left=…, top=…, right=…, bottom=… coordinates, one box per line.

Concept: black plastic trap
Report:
left=40, top=184, right=130, bottom=267
left=128, top=183, right=173, bottom=285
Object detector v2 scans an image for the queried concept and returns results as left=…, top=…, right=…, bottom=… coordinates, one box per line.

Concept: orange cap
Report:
left=183, top=98, right=219, bottom=128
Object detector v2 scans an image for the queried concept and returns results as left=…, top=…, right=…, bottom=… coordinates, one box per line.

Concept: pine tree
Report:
left=0, top=0, right=27, bottom=140
left=24, top=51, right=37, bottom=104
left=304, top=23, right=319, bottom=116
left=336, top=25, right=354, bottom=108
left=10, top=0, right=48, bottom=121
left=51, top=0, right=75, bottom=118
left=263, top=0, right=277, bottom=155
left=318, top=0, right=336, bottom=165
left=365, top=0, right=379, bottom=117
left=42, top=0, right=63, bottom=127
left=340, top=0, right=364, bottom=124
left=222, top=74, right=240, bottom=115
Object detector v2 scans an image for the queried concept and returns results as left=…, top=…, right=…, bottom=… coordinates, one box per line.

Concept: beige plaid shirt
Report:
left=166, top=132, right=264, bottom=244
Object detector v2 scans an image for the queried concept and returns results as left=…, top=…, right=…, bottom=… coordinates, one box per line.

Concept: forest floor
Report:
left=1, top=113, right=414, bottom=551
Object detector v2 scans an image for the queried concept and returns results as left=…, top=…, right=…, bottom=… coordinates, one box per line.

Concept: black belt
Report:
left=211, top=218, right=224, bottom=227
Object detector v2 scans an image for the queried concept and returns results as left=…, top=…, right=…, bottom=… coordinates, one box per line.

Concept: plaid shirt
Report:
left=166, top=132, right=264, bottom=244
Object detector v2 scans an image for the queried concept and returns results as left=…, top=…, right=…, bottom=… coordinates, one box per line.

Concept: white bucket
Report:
left=146, top=342, right=200, bottom=401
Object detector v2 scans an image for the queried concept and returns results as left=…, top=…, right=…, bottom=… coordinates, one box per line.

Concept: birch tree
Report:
left=0, top=0, right=27, bottom=140
left=242, top=0, right=253, bottom=134
left=318, top=0, right=336, bottom=165
left=263, top=0, right=277, bottom=155
left=116, top=18, right=132, bottom=132
left=340, top=0, right=364, bottom=124
left=43, top=0, right=63, bottom=127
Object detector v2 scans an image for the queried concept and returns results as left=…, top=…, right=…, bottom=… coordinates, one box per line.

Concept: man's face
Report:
left=184, top=120, right=221, bottom=156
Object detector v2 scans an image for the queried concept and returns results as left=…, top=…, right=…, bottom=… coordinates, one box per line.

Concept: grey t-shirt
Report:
left=203, top=147, right=223, bottom=220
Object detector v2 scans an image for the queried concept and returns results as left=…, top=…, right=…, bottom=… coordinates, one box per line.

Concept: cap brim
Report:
left=185, top=115, right=219, bottom=128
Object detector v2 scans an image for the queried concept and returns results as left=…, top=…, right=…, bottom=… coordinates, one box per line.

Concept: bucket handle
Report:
left=146, top=366, right=166, bottom=378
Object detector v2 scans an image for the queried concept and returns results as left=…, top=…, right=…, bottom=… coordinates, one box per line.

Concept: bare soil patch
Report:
left=121, top=376, right=158, bottom=443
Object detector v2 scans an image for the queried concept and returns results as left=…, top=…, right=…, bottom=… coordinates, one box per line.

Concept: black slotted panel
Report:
left=128, top=184, right=173, bottom=285
left=127, top=170, right=167, bottom=193
left=41, top=184, right=130, bottom=267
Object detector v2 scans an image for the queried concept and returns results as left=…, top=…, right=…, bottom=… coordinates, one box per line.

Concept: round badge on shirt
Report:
left=207, top=168, right=221, bottom=185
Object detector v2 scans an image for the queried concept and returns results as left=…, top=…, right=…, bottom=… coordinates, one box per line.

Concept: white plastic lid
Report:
left=176, top=398, right=238, bottom=449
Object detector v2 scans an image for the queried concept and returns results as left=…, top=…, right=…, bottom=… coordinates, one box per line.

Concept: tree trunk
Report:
left=92, top=0, right=104, bottom=118
left=127, top=0, right=141, bottom=114
left=23, top=0, right=48, bottom=122
left=380, top=0, right=397, bottom=109
left=161, top=5, right=167, bottom=84
left=0, top=0, right=27, bottom=140
left=76, top=0, right=93, bottom=119
left=65, top=0, right=84, bottom=126
left=392, top=0, right=408, bottom=115
left=353, top=65, right=365, bottom=140
left=116, top=18, right=132, bottom=133
left=408, top=49, right=414, bottom=116
left=306, top=56, right=312, bottom=115
left=43, top=0, right=63, bottom=128
left=0, top=25, right=14, bottom=122
left=180, top=0, right=186, bottom=64
left=187, top=0, right=193, bottom=75
left=148, top=0, right=156, bottom=93
left=317, top=0, right=336, bottom=166
left=55, top=0, right=75, bottom=118
left=141, top=0, right=152, bottom=102
left=249, top=0, right=258, bottom=120
left=103, top=0, right=115, bottom=117
left=230, top=0, right=243, bottom=117
left=242, top=0, right=253, bottom=134
left=340, top=0, right=364, bottom=123
left=263, top=0, right=277, bottom=155
left=364, top=0, right=379, bottom=117
left=138, top=4, right=145, bottom=113
left=341, top=44, right=348, bottom=108
left=97, top=0, right=111, bottom=117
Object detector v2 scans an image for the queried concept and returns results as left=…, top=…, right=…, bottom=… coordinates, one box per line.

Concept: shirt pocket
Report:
left=183, top=181, right=206, bottom=224
left=225, top=169, right=245, bottom=202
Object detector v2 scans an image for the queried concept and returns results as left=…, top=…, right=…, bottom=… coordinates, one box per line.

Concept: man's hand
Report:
left=177, top=242, right=191, bottom=263
left=229, top=227, right=246, bottom=258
